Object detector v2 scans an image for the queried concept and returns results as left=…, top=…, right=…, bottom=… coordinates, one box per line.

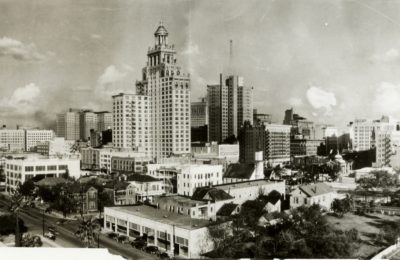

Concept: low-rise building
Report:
left=111, top=156, right=152, bottom=174
left=104, top=205, right=215, bottom=258
left=223, top=152, right=264, bottom=183
left=177, top=164, right=223, bottom=196
left=125, top=174, right=164, bottom=203
left=290, top=183, right=337, bottom=210
left=36, top=137, right=73, bottom=156
left=192, top=142, right=239, bottom=164
left=4, top=156, right=80, bottom=193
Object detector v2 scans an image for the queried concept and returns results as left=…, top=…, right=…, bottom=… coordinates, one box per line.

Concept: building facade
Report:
left=264, top=124, right=291, bottom=166
left=25, top=130, right=55, bottom=151
left=207, top=74, right=253, bottom=143
left=4, top=157, right=80, bottom=192
left=290, top=138, right=323, bottom=157
left=238, top=121, right=265, bottom=163
left=112, top=93, right=150, bottom=155
left=56, top=109, right=81, bottom=141
left=135, top=23, right=191, bottom=159
left=177, top=164, right=223, bottom=196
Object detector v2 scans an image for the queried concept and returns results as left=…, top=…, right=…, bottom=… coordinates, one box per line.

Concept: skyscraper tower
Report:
left=136, top=22, right=191, bottom=160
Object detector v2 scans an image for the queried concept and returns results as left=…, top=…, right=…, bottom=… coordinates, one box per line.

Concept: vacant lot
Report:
left=326, top=212, right=400, bottom=259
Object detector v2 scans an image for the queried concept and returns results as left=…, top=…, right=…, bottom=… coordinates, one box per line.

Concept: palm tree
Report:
left=74, top=216, right=101, bottom=248
left=9, top=185, right=32, bottom=247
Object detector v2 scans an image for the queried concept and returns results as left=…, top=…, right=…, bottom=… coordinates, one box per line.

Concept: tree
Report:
left=21, top=233, right=42, bottom=247
left=19, top=180, right=35, bottom=197
left=9, top=187, right=30, bottom=247
left=331, top=199, right=346, bottom=217
left=74, top=216, right=101, bottom=248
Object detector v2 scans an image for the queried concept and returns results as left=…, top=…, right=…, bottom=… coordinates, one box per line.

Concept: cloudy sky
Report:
left=1, top=0, right=400, bottom=128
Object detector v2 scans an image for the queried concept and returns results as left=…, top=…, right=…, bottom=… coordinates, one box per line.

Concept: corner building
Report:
left=136, top=23, right=191, bottom=160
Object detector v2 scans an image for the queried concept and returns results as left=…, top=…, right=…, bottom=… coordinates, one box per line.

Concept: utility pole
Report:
left=42, top=209, right=45, bottom=236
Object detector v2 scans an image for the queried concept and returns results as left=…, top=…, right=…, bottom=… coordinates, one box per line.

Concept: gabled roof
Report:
left=35, top=177, right=67, bottom=187
left=191, top=187, right=233, bottom=202
left=223, top=163, right=255, bottom=179
left=217, top=203, right=239, bottom=216
left=297, top=183, right=334, bottom=197
left=126, top=174, right=159, bottom=183
left=114, top=181, right=131, bottom=191
left=69, top=183, right=97, bottom=194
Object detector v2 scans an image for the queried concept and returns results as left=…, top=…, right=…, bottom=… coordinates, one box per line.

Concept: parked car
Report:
left=131, top=239, right=147, bottom=250
left=118, top=235, right=129, bottom=244
left=44, top=231, right=56, bottom=240
left=158, top=252, right=170, bottom=259
left=107, top=232, right=118, bottom=240
left=145, top=245, right=159, bottom=255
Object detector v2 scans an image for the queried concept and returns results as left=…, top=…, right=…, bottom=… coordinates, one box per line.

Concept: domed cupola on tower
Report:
left=154, top=21, right=168, bottom=46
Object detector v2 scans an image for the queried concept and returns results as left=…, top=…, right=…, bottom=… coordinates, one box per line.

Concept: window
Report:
left=25, top=166, right=34, bottom=172
left=35, top=166, right=46, bottom=171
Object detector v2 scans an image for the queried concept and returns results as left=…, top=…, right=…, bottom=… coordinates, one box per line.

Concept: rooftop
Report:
left=126, top=174, right=160, bottom=183
left=35, top=177, right=67, bottom=187
left=156, top=195, right=207, bottom=207
left=107, top=205, right=211, bottom=230
left=217, top=203, right=239, bottom=216
left=223, top=163, right=255, bottom=179
left=214, top=179, right=284, bottom=191
left=191, top=187, right=233, bottom=202
left=297, top=183, right=334, bottom=197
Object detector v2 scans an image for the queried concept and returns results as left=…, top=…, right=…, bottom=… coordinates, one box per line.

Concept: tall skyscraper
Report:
left=135, top=23, right=191, bottom=159
left=56, top=109, right=80, bottom=141
left=208, top=74, right=253, bottom=143
left=80, top=110, right=98, bottom=141
left=112, top=93, right=149, bottom=153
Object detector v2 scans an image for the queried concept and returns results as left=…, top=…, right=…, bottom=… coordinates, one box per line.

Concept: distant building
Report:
left=112, top=93, right=150, bottom=155
left=253, top=109, right=272, bottom=125
left=290, top=183, right=337, bottom=210
left=191, top=142, right=239, bottom=164
left=191, top=98, right=208, bottom=128
left=238, top=121, right=265, bottom=163
left=4, top=156, right=80, bottom=193
left=207, top=74, right=253, bottom=143
left=283, top=108, right=315, bottom=139
left=223, top=152, right=264, bottom=183
left=56, top=109, right=81, bottom=141
left=0, top=128, right=55, bottom=152
left=95, top=111, right=112, bottom=132
left=177, top=164, right=223, bottom=196
left=135, top=23, right=191, bottom=159
left=264, top=124, right=291, bottom=166
left=290, top=137, right=323, bottom=157
left=37, top=137, right=72, bottom=156
left=111, top=156, right=152, bottom=174
left=79, top=110, right=98, bottom=141
left=25, top=129, right=55, bottom=151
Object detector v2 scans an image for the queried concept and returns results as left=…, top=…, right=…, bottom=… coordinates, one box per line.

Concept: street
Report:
left=0, top=196, right=155, bottom=260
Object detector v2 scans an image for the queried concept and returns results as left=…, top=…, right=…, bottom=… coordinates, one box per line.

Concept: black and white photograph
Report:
left=0, top=0, right=400, bottom=259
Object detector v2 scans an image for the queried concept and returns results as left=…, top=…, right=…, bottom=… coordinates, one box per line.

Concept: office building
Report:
left=135, top=23, right=191, bottom=159
left=283, top=108, right=315, bottom=139
left=37, top=137, right=73, bottom=156
left=264, top=124, right=291, bottom=166
left=25, top=129, right=55, bottom=151
left=238, top=121, right=265, bottom=163
left=112, top=93, right=150, bottom=154
left=0, top=129, right=25, bottom=151
left=79, top=110, right=98, bottom=141
left=290, top=137, right=323, bottom=157
left=56, top=109, right=80, bottom=141
left=4, top=156, right=80, bottom=193
left=96, top=111, right=112, bottom=132
left=207, top=74, right=253, bottom=143
left=253, top=109, right=272, bottom=125
left=177, top=164, right=223, bottom=196
left=191, top=98, right=208, bottom=143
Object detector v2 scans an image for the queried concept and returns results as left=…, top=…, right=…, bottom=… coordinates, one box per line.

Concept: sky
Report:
left=1, top=0, right=400, bottom=129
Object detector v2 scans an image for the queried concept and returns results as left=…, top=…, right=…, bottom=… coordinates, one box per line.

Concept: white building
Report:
left=349, top=117, right=397, bottom=152
left=0, top=129, right=25, bottom=151
left=135, top=23, right=191, bottom=160
left=192, top=142, right=239, bottom=163
left=112, top=93, right=150, bottom=155
left=25, top=129, right=55, bottom=151
left=264, top=124, right=291, bottom=166
left=177, top=164, right=223, bottom=196
left=290, top=183, right=337, bottom=210
left=37, top=137, right=73, bottom=156
left=4, top=156, right=80, bottom=192
left=104, top=205, right=214, bottom=258
left=80, top=147, right=146, bottom=173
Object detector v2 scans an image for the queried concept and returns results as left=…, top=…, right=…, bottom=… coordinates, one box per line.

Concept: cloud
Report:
left=0, top=83, right=41, bottom=114
left=373, top=82, right=400, bottom=115
left=288, top=97, right=303, bottom=107
left=306, top=86, right=337, bottom=114
left=90, top=34, right=102, bottom=39
left=181, top=42, right=200, bottom=55
left=0, top=37, right=47, bottom=61
left=370, top=48, right=399, bottom=63
left=98, top=65, right=127, bottom=86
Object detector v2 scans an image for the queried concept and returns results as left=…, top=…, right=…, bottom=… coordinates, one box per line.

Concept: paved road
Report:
left=0, top=196, right=155, bottom=260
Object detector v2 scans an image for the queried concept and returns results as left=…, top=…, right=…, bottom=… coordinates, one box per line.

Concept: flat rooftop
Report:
left=157, top=195, right=207, bottom=206
left=107, top=205, right=211, bottom=230
left=215, top=179, right=284, bottom=190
